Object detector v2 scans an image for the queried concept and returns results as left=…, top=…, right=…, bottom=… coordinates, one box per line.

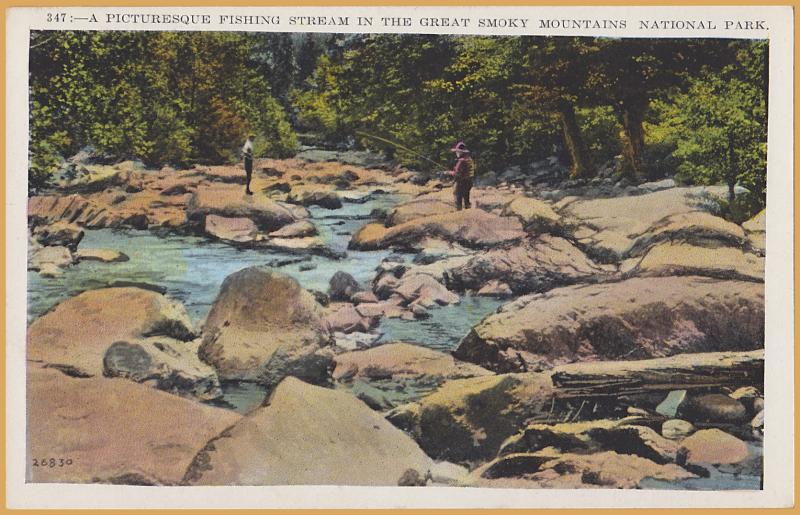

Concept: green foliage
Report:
left=28, top=30, right=297, bottom=191
left=652, top=40, right=767, bottom=217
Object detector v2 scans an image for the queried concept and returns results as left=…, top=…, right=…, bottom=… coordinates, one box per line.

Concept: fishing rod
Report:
left=355, top=130, right=449, bottom=170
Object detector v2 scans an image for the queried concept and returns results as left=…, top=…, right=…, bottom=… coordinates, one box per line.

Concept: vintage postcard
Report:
left=4, top=5, right=795, bottom=509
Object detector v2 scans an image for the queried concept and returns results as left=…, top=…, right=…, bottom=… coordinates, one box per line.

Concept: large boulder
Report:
left=454, top=276, right=764, bottom=373
left=102, top=337, right=223, bottom=401
left=625, top=211, right=747, bottom=258
left=386, top=198, right=454, bottom=226
left=188, top=184, right=305, bottom=231
left=27, top=365, right=240, bottom=485
left=204, top=215, right=258, bottom=244
left=445, top=235, right=606, bottom=295
left=559, top=186, right=728, bottom=262
left=628, top=242, right=764, bottom=282
left=183, top=377, right=434, bottom=485
left=332, top=342, right=492, bottom=383
left=32, top=220, right=84, bottom=251
left=349, top=209, right=526, bottom=251
left=28, top=287, right=195, bottom=377
left=199, top=267, right=332, bottom=386
left=391, top=373, right=554, bottom=463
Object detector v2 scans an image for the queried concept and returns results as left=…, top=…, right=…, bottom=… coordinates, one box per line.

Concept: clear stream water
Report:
left=26, top=189, right=760, bottom=490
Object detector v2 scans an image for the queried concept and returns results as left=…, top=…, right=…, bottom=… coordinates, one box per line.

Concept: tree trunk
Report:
left=727, top=130, right=738, bottom=203
left=619, top=99, right=648, bottom=180
left=549, top=350, right=763, bottom=399
left=558, top=102, right=592, bottom=179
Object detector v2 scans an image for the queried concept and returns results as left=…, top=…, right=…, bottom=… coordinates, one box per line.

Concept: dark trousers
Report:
left=454, top=178, right=472, bottom=210
left=244, top=157, right=253, bottom=191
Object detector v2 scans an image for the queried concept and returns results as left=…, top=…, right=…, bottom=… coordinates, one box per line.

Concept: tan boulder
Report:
left=455, top=276, right=764, bottom=373
left=325, top=303, right=376, bottom=334
left=204, top=214, right=258, bottom=244
left=268, top=220, right=317, bottom=238
left=677, top=428, right=750, bottom=466
left=199, top=267, right=332, bottom=385
left=399, top=373, right=554, bottom=463
left=626, top=211, right=747, bottom=257
left=27, top=365, right=240, bottom=485
left=501, top=196, right=561, bottom=234
left=332, top=342, right=492, bottom=382
left=387, top=198, right=454, bottom=226
left=183, top=377, right=434, bottom=485
left=561, top=186, right=729, bottom=262
left=189, top=183, right=305, bottom=231
left=102, top=337, right=222, bottom=401
left=29, top=245, right=74, bottom=272
left=32, top=220, right=84, bottom=251
left=630, top=242, right=764, bottom=282
left=471, top=451, right=695, bottom=489
left=74, top=248, right=129, bottom=263
left=394, top=274, right=460, bottom=306
left=28, top=287, right=195, bottom=377
left=446, top=235, right=605, bottom=295
left=349, top=209, right=526, bottom=251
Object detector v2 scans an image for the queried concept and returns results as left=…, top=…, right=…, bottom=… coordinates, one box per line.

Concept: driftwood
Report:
left=549, top=350, right=764, bottom=398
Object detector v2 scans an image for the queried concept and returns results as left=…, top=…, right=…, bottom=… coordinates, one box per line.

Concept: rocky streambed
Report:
left=26, top=156, right=766, bottom=489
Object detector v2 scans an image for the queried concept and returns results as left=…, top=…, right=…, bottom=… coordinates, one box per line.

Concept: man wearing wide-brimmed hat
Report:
left=444, top=141, right=475, bottom=210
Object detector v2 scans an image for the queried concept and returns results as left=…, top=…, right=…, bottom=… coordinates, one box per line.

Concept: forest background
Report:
left=28, top=31, right=768, bottom=221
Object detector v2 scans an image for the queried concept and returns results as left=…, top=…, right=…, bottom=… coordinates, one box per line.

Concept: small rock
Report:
left=476, top=280, right=513, bottom=298
left=204, top=214, right=258, bottom=244
left=325, top=304, right=375, bottom=334
left=661, top=419, right=696, bottom=440
left=656, top=390, right=687, bottom=418
left=30, top=245, right=74, bottom=271
left=677, top=393, right=749, bottom=424
left=268, top=220, right=317, bottom=238
left=751, top=409, right=764, bottom=439
left=677, top=429, right=749, bottom=466
left=33, top=221, right=84, bottom=251
left=398, top=468, right=427, bottom=486
left=329, top=271, right=363, bottom=302
left=332, top=331, right=382, bottom=352
left=75, top=248, right=129, bottom=263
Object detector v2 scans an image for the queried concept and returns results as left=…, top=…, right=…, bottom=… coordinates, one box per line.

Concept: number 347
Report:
left=32, top=457, right=73, bottom=468
left=46, top=13, right=67, bottom=22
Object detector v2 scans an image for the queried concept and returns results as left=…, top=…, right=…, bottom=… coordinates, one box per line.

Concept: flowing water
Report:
left=27, top=191, right=504, bottom=410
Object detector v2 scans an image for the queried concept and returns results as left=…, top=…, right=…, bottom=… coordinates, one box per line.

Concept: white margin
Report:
left=5, top=5, right=795, bottom=509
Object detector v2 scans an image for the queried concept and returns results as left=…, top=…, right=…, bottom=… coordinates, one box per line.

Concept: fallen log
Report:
left=549, top=350, right=764, bottom=398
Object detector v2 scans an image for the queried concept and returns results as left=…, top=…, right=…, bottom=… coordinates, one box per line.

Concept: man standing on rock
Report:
left=445, top=141, right=475, bottom=210
left=242, top=135, right=255, bottom=195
